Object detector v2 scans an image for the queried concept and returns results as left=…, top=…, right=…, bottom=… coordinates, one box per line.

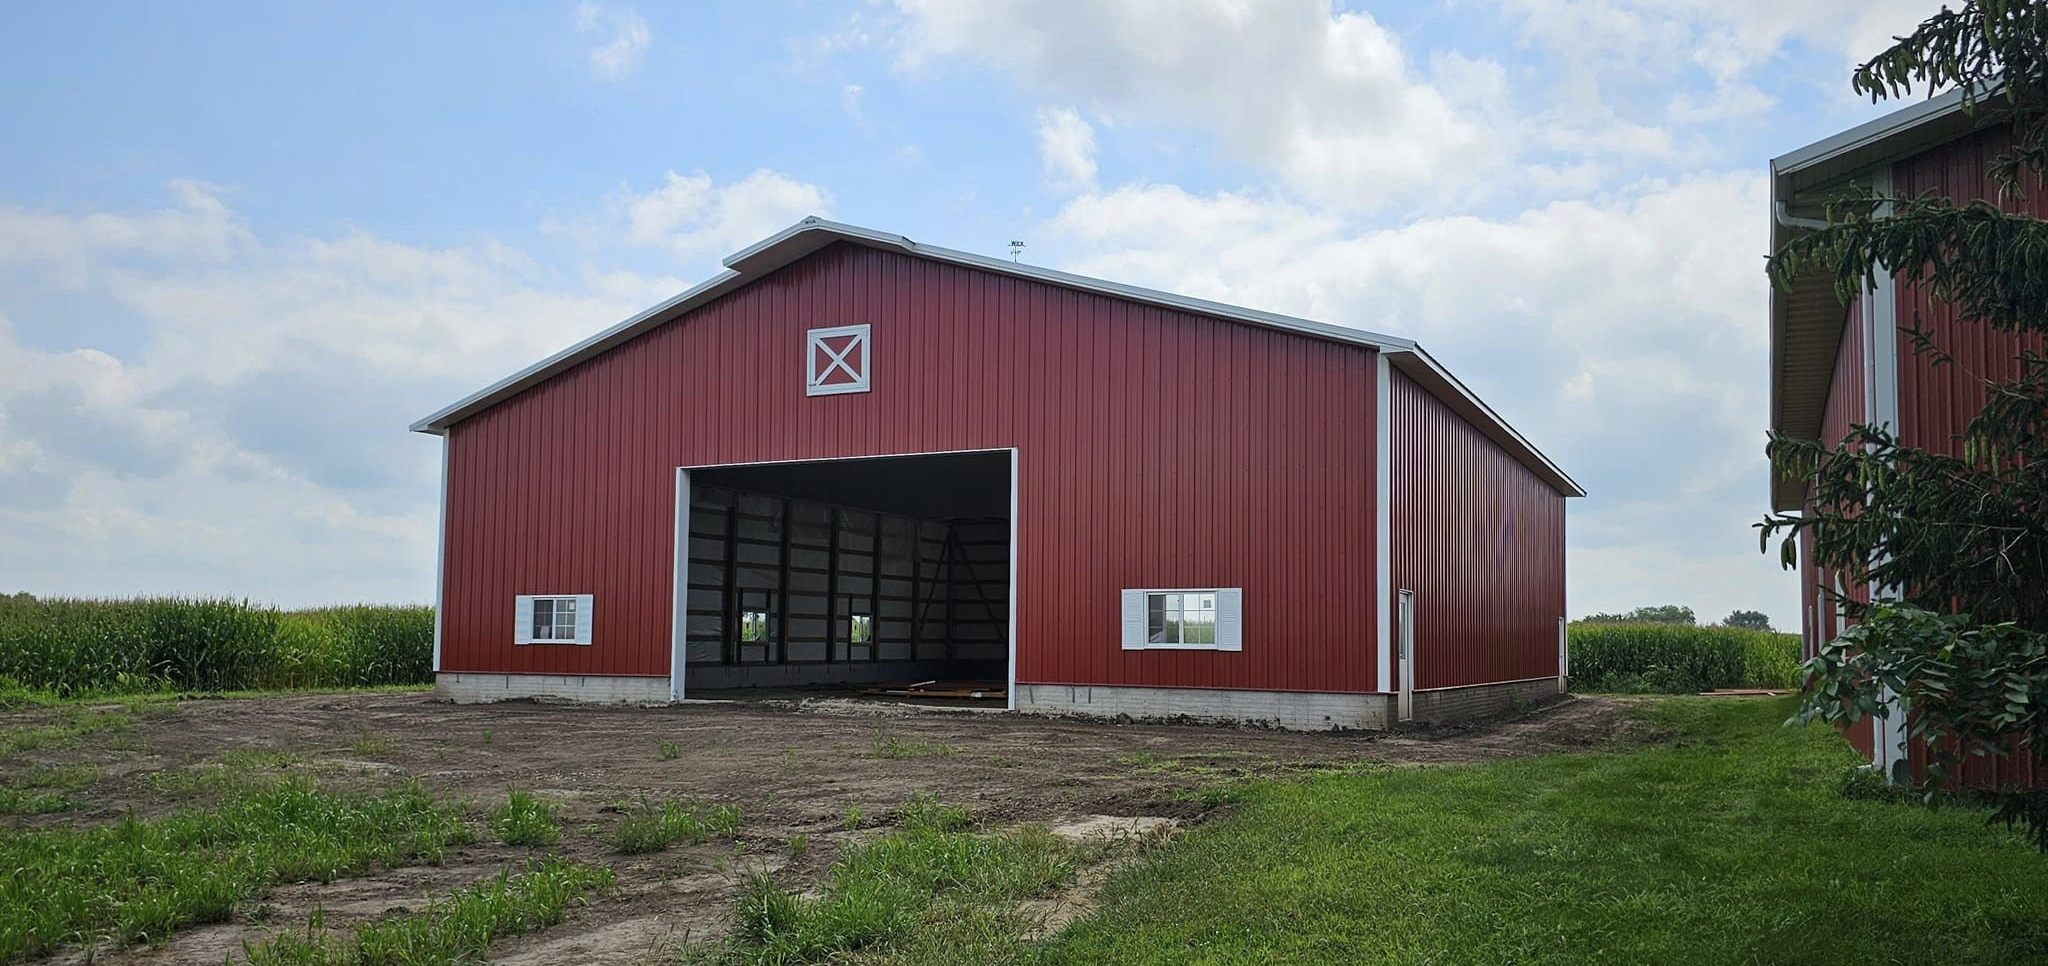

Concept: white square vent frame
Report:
left=806, top=324, right=871, bottom=396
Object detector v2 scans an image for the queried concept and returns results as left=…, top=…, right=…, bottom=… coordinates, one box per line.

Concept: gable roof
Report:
left=412, top=217, right=1584, bottom=498
left=1767, top=87, right=1997, bottom=510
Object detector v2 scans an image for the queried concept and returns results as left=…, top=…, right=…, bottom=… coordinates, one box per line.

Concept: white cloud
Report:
left=1493, top=0, right=1945, bottom=130
left=0, top=173, right=826, bottom=604
left=576, top=2, right=651, bottom=80
left=1034, top=106, right=1097, bottom=194
left=882, top=0, right=1499, bottom=210
left=1497, top=0, right=1940, bottom=81
left=1040, top=170, right=1792, bottom=623
left=618, top=169, right=832, bottom=259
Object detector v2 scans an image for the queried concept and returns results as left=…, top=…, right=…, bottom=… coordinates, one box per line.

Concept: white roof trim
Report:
left=1771, top=86, right=1973, bottom=177
left=411, top=217, right=1582, bottom=497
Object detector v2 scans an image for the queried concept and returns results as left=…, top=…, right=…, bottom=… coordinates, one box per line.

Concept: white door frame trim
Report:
left=667, top=447, right=1019, bottom=707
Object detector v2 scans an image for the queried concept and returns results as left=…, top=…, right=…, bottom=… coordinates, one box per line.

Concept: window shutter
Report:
left=513, top=595, right=534, bottom=646
left=574, top=594, right=595, bottom=645
left=1215, top=588, right=1243, bottom=651
left=1120, top=590, right=1147, bottom=650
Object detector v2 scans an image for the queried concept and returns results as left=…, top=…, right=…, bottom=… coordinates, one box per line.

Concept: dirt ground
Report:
left=3, top=691, right=1655, bottom=965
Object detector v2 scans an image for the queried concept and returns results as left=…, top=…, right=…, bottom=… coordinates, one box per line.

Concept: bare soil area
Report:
left=3, top=691, right=1652, bottom=964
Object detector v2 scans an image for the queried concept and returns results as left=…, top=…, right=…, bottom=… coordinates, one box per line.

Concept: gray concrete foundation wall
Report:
left=436, top=672, right=669, bottom=705
left=1409, top=677, right=1565, bottom=723
left=1014, top=683, right=1394, bottom=730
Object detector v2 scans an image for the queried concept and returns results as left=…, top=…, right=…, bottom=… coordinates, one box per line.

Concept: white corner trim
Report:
left=1862, top=163, right=1912, bottom=780
left=670, top=467, right=691, bottom=703
left=1376, top=352, right=1393, bottom=694
left=432, top=434, right=447, bottom=674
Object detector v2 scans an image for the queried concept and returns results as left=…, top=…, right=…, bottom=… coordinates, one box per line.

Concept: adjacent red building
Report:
left=413, top=219, right=1581, bottom=728
left=1771, top=93, right=2045, bottom=785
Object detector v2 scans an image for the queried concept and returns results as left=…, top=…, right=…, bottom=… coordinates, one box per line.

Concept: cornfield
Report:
left=0, top=595, right=432, bottom=697
left=1567, top=622, right=1802, bottom=694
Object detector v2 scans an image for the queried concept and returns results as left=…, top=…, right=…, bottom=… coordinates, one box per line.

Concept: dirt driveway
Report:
left=7, top=691, right=1648, bottom=965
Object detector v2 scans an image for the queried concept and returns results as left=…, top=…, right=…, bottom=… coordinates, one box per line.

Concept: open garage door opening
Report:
left=671, top=450, right=1014, bottom=707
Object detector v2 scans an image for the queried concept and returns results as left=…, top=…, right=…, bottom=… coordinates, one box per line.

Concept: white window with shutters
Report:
left=514, top=594, right=594, bottom=645
left=1120, top=588, right=1242, bottom=651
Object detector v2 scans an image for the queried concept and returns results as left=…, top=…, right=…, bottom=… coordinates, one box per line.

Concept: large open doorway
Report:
left=669, top=450, right=1015, bottom=707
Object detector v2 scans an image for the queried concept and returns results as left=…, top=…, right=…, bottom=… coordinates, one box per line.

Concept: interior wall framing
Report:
left=682, top=482, right=1008, bottom=687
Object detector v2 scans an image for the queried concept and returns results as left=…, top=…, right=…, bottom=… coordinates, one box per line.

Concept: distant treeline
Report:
left=0, top=594, right=432, bottom=697
left=1568, top=622, right=1802, bottom=694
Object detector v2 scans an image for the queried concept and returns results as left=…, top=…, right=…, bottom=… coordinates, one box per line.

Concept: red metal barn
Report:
left=413, top=219, right=1581, bottom=729
left=1771, top=95, right=2046, bottom=786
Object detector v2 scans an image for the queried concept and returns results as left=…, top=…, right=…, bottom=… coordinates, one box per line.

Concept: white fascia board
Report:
left=406, top=269, right=751, bottom=434
left=408, top=218, right=1578, bottom=499
left=1382, top=348, right=1584, bottom=498
left=1771, top=86, right=1972, bottom=179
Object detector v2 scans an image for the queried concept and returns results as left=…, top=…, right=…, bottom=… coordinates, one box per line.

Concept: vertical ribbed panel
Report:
left=1386, top=369, right=1566, bottom=690
left=441, top=243, right=1391, bottom=693
left=1887, top=133, right=2046, bottom=790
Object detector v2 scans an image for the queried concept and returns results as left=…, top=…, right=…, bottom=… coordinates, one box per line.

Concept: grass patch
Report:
left=682, top=794, right=1078, bottom=965
left=1044, top=697, right=2048, bottom=965
left=0, top=779, right=471, bottom=963
left=1568, top=622, right=1801, bottom=693
left=0, top=763, right=101, bottom=814
left=607, top=798, right=742, bottom=854
left=658, top=740, right=682, bottom=760
left=0, top=704, right=152, bottom=756
left=490, top=791, right=562, bottom=847
left=869, top=728, right=956, bottom=760
left=241, top=858, right=613, bottom=965
left=0, top=789, right=74, bottom=815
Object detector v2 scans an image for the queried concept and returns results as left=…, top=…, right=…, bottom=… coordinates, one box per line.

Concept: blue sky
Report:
left=0, top=0, right=1948, bottom=625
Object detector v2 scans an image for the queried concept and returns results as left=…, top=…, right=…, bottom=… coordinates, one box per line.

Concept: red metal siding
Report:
left=1892, top=132, right=2048, bottom=455
left=1888, top=136, right=2048, bottom=790
left=1802, top=294, right=1866, bottom=656
left=1387, top=369, right=1566, bottom=690
left=1804, top=296, right=1882, bottom=760
left=440, top=243, right=1387, bottom=693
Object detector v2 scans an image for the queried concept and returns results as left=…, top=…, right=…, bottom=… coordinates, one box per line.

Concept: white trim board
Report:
left=1375, top=352, right=1393, bottom=695
left=408, top=218, right=1582, bottom=499
left=432, top=434, right=447, bottom=674
left=667, top=447, right=1019, bottom=705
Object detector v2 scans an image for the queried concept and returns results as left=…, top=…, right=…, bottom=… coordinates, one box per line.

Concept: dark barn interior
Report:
left=682, top=451, right=1011, bottom=695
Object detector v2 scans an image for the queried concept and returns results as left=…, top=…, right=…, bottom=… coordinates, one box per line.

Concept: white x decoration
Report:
left=805, top=324, right=871, bottom=396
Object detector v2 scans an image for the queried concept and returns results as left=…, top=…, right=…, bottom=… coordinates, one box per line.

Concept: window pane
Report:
left=850, top=613, right=872, bottom=645
left=1146, top=593, right=1167, bottom=644
left=1185, top=592, right=1216, bottom=644
left=741, top=610, right=767, bottom=643
left=556, top=598, right=577, bottom=640
left=532, top=598, right=553, bottom=639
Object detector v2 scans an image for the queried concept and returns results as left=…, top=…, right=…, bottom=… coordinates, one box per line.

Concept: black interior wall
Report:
left=683, top=454, right=1009, bottom=690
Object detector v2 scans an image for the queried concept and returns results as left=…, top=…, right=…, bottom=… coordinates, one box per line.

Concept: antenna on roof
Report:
left=1008, top=240, right=1026, bottom=263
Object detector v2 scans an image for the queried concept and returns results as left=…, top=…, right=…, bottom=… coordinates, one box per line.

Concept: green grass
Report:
left=658, top=740, right=682, bottom=760
left=1568, top=622, right=1802, bottom=693
left=683, top=794, right=1079, bottom=965
left=868, top=727, right=957, bottom=760
left=1043, top=697, right=2048, bottom=966
left=0, top=780, right=471, bottom=963
left=0, top=764, right=101, bottom=814
left=607, top=798, right=742, bottom=854
left=490, top=791, right=563, bottom=847
left=0, top=596, right=432, bottom=698
left=241, top=858, right=613, bottom=966
left=0, top=702, right=157, bottom=755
